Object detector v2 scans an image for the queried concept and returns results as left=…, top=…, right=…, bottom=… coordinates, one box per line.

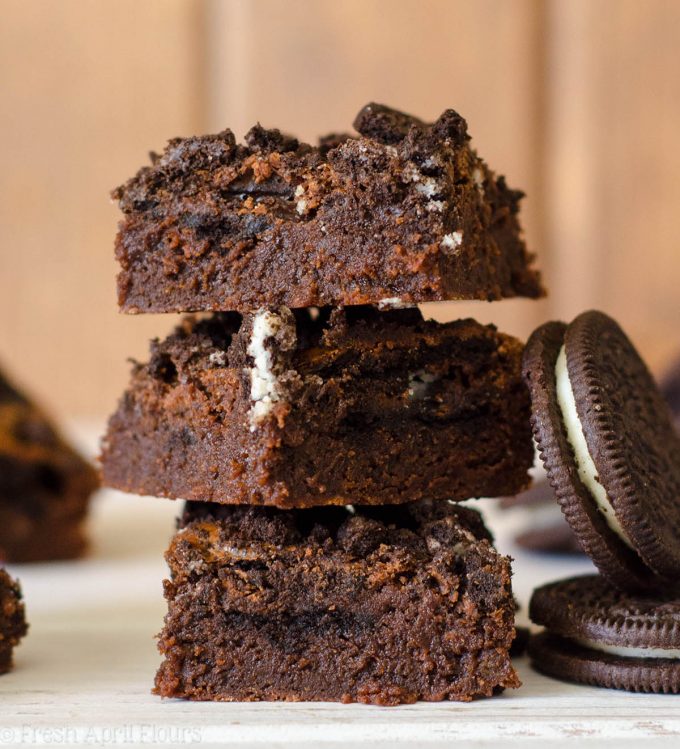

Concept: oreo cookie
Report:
left=522, top=310, right=680, bottom=593
left=529, top=575, right=680, bottom=693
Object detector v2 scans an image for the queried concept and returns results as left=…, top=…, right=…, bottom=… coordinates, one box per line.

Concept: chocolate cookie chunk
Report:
left=529, top=575, right=680, bottom=693
left=0, top=568, right=28, bottom=674
left=0, top=367, right=99, bottom=562
left=112, top=103, right=543, bottom=314
left=522, top=311, right=680, bottom=592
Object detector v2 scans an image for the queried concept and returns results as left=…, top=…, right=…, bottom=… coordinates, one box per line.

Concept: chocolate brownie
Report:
left=154, top=500, right=520, bottom=704
left=101, top=306, right=533, bottom=508
left=529, top=575, right=680, bottom=693
left=522, top=311, right=680, bottom=593
left=112, top=102, right=543, bottom=314
left=0, top=568, right=28, bottom=674
left=0, top=369, right=99, bottom=562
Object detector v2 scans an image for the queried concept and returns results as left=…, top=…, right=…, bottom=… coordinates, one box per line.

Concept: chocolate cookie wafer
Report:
left=522, top=311, right=680, bottom=593
left=529, top=575, right=680, bottom=693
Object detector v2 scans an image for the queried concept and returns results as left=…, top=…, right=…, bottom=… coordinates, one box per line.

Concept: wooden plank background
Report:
left=0, top=0, right=679, bottom=421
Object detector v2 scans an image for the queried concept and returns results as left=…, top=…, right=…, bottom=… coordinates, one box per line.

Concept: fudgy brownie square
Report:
left=0, top=568, right=27, bottom=674
left=154, top=500, right=520, bottom=704
left=113, top=103, right=543, bottom=314
left=101, top=306, right=533, bottom=508
left=0, top=370, right=99, bottom=563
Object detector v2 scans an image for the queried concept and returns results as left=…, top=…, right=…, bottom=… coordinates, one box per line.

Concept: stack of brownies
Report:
left=101, top=103, right=543, bottom=704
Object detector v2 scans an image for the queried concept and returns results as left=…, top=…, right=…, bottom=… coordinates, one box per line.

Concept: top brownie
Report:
left=113, top=103, right=543, bottom=313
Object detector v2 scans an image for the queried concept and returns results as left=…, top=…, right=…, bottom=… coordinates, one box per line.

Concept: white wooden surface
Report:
left=1, top=431, right=679, bottom=748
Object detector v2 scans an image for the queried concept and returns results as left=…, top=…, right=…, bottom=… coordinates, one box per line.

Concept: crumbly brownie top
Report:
left=113, top=103, right=543, bottom=312
left=180, top=499, right=492, bottom=547
left=173, top=500, right=498, bottom=581
left=144, top=306, right=516, bottom=379
left=140, top=305, right=524, bottom=432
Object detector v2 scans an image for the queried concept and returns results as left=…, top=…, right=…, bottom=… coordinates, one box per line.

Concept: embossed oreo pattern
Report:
left=529, top=576, right=680, bottom=693
left=522, top=318, right=659, bottom=592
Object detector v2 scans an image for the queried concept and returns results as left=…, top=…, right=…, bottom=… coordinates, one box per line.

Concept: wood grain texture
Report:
left=2, top=0, right=680, bottom=420
left=205, top=0, right=550, bottom=339
left=544, top=0, right=680, bottom=371
left=0, top=0, right=205, bottom=421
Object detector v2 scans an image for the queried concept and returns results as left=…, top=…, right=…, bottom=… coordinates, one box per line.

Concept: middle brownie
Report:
left=101, top=306, right=532, bottom=508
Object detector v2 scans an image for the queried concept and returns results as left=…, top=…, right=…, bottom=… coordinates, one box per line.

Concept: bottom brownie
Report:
left=155, top=500, right=519, bottom=704
left=0, top=569, right=28, bottom=674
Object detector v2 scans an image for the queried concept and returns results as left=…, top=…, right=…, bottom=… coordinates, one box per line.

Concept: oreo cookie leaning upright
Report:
left=522, top=310, right=680, bottom=593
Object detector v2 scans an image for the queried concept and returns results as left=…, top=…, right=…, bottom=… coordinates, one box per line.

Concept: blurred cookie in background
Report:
left=0, top=365, right=99, bottom=563
left=498, top=478, right=583, bottom=555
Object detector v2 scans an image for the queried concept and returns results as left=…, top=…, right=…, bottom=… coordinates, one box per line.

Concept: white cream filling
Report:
left=572, top=636, right=680, bottom=660
left=472, top=166, right=485, bottom=194
left=440, top=231, right=463, bottom=253
left=247, top=309, right=289, bottom=429
left=408, top=370, right=439, bottom=399
left=554, top=346, right=635, bottom=549
left=377, top=297, right=416, bottom=311
left=402, top=162, right=445, bottom=212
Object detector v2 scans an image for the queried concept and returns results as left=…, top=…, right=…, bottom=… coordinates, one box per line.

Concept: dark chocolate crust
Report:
left=101, top=306, right=533, bottom=508
left=565, top=311, right=680, bottom=580
left=529, top=632, right=680, bottom=694
left=112, top=103, right=543, bottom=314
left=154, top=500, right=520, bottom=704
left=0, top=370, right=99, bottom=563
left=0, top=568, right=28, bottom=674
left=522, top=319, right=665, bottom=592
left=530, top=575, right=680, bottom=649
